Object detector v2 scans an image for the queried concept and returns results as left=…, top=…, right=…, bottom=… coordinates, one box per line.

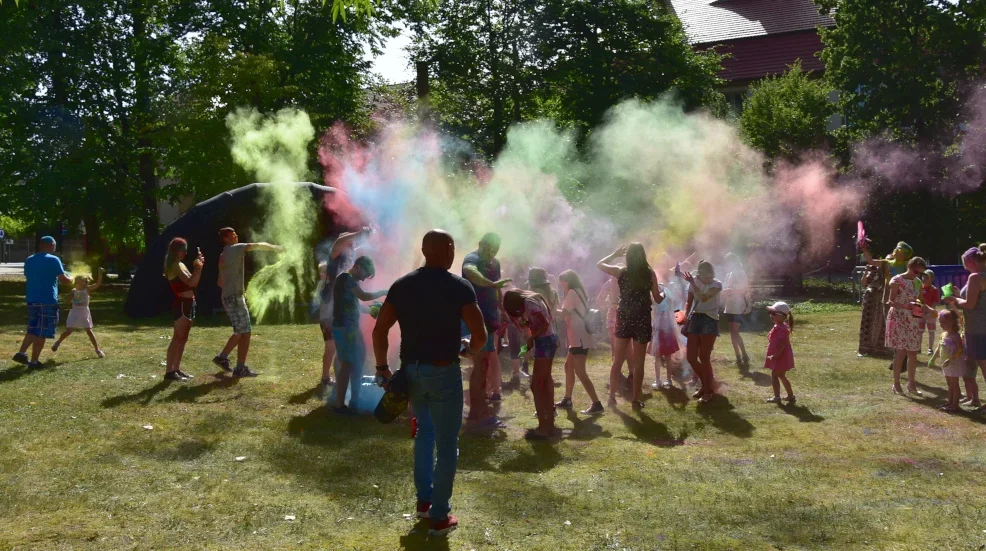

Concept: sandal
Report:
left=938, top=404, right=958, bottom=412
left=907, top=386, right=923, bottom=397
left=784, top=395, right=797, bottom=404
left=765, top=396, right=781, bottom=404
left=691, top=389, right=704, bottom=399
left=892, top=385, right=904, bottom=395
left=631, top=400, right=644, bottom=410
left=697, top=394, right=714, bottom=404
left=661, top=381, right=673, bottom=390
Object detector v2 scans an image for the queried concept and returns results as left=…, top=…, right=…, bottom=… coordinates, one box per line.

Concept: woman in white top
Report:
left=721, top=252, right=751, bottom=367
left=681, top=261, right=723, bottom=403
left=554, top=270, right=604, bottom=415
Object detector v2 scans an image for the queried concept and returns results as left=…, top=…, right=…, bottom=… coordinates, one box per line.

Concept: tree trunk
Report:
left=133, top=0, right=160, bottom=249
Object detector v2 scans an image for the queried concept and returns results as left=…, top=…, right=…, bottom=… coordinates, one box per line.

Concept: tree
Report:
left=412, top=0, right=724, bottom=157
left=818, top=0, right=985, bottom=145
left=740, top=61, right=835, bottom=160
left=533, top=0, right=724, bottom=138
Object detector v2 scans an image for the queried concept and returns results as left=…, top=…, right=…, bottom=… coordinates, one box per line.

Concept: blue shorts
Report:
left=332, top=324, right=366, bottom=369
left=461, top=321, right=496, bottom=352
left=686, top=313, right=720, bottom=337
left=27, top=303, right=59, bottom=339
left=534, top=334, right=559, bottom=359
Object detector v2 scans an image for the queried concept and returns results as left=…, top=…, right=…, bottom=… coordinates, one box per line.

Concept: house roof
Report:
left=666, top=0, right=835, bottom=45
left=711, top=31, right=826, bottom=82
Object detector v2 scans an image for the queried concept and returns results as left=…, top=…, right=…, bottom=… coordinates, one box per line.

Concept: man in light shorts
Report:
left=213, top=227, right=283, bottom=378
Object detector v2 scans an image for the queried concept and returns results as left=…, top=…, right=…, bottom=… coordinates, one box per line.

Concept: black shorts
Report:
left=722, top=313, right=744, bottom=324
left=172, top=298, right=196, bottom=321
left=569, top=347, right=589, bottom=356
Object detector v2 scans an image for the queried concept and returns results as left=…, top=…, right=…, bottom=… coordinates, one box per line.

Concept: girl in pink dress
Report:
left=885, top=257, right=930, bottom=396
left=764, top=301, right=796, bottom=404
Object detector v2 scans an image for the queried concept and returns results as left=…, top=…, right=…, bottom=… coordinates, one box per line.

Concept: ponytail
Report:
left=787, top=313, right=795, bottom=332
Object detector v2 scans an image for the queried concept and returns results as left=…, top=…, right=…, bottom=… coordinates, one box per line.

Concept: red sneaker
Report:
left=416, top=501, right=431, bottom=519
left=428, top=515, right=458, bottom=536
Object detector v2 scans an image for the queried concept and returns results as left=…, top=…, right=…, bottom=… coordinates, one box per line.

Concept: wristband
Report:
left=375, top=364, right=389, bottom=371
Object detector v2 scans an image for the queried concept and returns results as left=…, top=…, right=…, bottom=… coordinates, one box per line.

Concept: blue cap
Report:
left=40, top=236, right=56, bottom=245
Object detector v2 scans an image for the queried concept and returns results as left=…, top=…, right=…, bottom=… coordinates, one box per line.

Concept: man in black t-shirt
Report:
left=372, top=229, right=486, bottom=538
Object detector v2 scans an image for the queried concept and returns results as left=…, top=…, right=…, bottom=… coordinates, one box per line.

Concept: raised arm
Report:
left=58, top=272, right=73, bottom=286
left=88, top=269, right=104, bottom=292
left=597, top=245, right=628, bottom=278
left=178, top=252, right=205, bottom=288
left=861, top=245, right=887, bottom=267
left=246, top=242, right=284, bottom=253
left=330, top=228, right=368, bottom=259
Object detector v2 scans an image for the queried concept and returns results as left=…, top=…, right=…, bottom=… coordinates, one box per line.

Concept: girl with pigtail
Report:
left=943, top=244, right=986, bottom=411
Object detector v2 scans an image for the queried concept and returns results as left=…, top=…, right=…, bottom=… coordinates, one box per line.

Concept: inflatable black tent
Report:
left=125, top=182, right=348, bottom=318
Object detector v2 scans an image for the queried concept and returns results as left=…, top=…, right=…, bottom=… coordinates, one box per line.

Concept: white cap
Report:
left=766, top=301, right=791, bottom=315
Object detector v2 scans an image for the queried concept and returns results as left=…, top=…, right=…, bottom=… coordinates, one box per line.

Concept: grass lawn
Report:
left=1, top=280, right=985, bottom=550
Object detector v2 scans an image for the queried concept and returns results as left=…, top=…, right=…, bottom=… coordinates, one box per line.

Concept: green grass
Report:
left=1, top=280, right=986, bottom=550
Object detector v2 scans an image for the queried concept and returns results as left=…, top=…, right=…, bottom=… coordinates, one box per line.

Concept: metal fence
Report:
left=0, top=238, right=35, bottom=263
left=851, top=264, right=969, bottom=302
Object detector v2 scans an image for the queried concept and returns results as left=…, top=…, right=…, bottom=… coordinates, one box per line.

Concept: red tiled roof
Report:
left=706, top=31, right=827, bottom=83
left=667, top=0, right=835, bottom=45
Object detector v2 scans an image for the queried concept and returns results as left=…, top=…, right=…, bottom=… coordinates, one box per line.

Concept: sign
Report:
left=61, top=227, right=68, bottom=236
left=0, top=229, right=5, bottom=239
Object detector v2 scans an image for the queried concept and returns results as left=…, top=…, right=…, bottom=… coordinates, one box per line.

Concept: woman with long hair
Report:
left=598, top=243, right=665, bottom=409
left=163, top=238, right=204, bottom=381
left=681, top=261, right=722, bottom=403
left=503, top=288, right=558, bottom=439
left=554, top=270, right=604, bottom=415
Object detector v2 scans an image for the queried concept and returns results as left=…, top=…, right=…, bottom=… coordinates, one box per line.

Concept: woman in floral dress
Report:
left=886, top=256, right=930, bottom=396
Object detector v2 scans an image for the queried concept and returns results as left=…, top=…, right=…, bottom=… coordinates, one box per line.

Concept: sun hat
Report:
left=766, top=301, right=791, bottom=315
left=527, top=267, right=548, bottom=287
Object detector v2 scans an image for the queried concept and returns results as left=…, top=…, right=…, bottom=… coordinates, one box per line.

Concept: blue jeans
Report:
left=406, top=361, right=464, bottom=521
left=333, top=323, right=366, bottom=406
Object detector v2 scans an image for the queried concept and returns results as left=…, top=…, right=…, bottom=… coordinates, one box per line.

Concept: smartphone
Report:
left=196, top=247, right=201, bottom=257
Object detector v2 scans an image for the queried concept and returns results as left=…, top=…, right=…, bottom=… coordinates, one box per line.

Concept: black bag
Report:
left=374, top=368, right=409, bottom=424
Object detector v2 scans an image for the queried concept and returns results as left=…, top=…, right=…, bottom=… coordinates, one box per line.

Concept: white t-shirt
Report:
left=562, top=289, right=595, bottom=349
left=689, top=279, right=723, bottom=320
left=723, top=268, right=749, bottom=315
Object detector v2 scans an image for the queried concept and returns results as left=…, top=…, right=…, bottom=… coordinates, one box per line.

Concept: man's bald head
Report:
left=422, top=229, right=455, bottom=269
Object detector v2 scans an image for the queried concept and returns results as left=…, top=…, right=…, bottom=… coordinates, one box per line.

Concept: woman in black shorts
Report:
left=164, top=238, right=204, bottom=382
left=598, top=243, right=665, bottom=409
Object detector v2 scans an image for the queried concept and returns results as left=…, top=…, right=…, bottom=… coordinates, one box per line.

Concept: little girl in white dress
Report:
left=52, top=270, right=105, bottom=358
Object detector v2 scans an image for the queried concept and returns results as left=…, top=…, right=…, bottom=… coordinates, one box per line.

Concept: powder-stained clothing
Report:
left=219, top=244, right=249, bottom=299
left=689, top=279, right=723, bottom=320
left=333, top=272, right=362, bottom=328
left=616, top=268, right=653, bottom=343
left=723, top=269, right=749, bottom=315
left=462, top=251, right=502, bottom=330
left=509, top=297, right=555, bottom=340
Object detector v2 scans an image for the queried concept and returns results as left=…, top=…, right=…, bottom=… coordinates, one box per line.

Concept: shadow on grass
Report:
left=778, top=403, right=825, bottom=423
left=563, top=409, right=611, bottom=440
left=102, top=380, right=174, bottom=408
left=659, top=386, right=690, bottom=410
left=160, top=374, right=240, bottom=403
left=500, top=441, right=563, bottom=473
left=0, top=366, right=41, bottom=384
left=398, top=520, right=451, bottom=551
left=613, top=407, right=688, bottom=447
left=459, top=431, right=507, bottom=472
left=738, top=361, right=773, bottom=387
left=288, top=385, right=321, bottom=405
left=696, top=396, right=755, bottom=438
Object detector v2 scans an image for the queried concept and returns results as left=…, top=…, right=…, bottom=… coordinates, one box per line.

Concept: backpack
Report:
left=574, top=291, right=603, bottom=335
